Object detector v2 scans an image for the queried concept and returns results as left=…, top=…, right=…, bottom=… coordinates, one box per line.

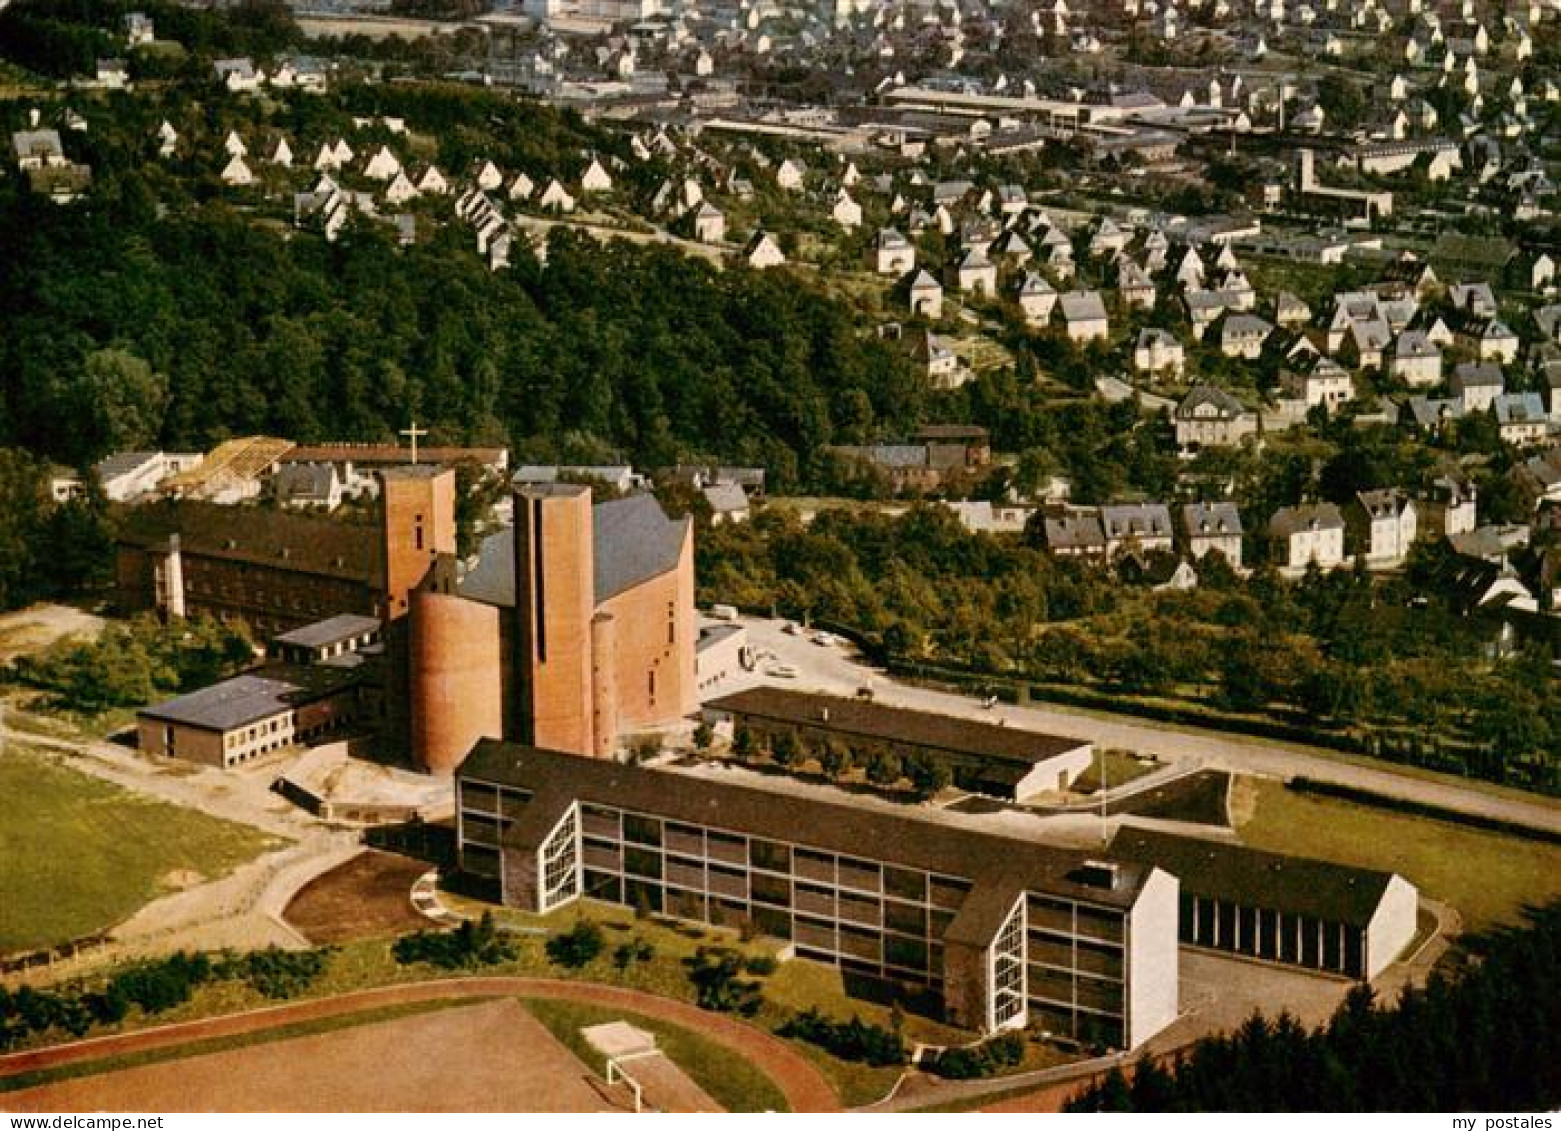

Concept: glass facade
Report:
left=455, top=776, right=1145, bottom=1047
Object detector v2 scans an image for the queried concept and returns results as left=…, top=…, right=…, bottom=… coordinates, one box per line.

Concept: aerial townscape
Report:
left=0, top=0, right=1559, bottom=1117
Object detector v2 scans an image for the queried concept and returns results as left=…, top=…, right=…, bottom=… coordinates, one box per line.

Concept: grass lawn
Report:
left=1235, top=777, right=1561, bottom=933
left=0, top=998, right=484, bottom=1095
left=1069, top=748, right=1160, bottom=795
left=0, top=746, right=282, bottom=953
left=522, top=996, right=790, bottom=1113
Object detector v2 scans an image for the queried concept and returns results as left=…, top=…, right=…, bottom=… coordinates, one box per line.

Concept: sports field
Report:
left=2, top=999, right=623, bottom=1113
left=0, top=747, right=278, bottom=953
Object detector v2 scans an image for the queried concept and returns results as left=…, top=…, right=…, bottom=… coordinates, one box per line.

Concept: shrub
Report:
left=687, top=947, right=762, bottom=1015
left=743, top=954, right=779, bottom=976
left=927, top=1030, right=1028, bottom=1079
left=778, top=1007, right=907, bottom=1066
left=396, top=912, right=518, bottom=969
left=544, top=920, right=606, bottom=969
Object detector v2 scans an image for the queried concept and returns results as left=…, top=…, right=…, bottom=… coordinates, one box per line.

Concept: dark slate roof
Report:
left=116, top=500, right=380, bottom=584
left=706, top=687, right=1090, bottom=767
left=1109, top=827, right=1400, bottom=928
left=272, top=613, right=381, bottom=650
left=458, top=493, right=689, bottom=608
left=460, top=741, right=1156, bottom=923
left=593, top=494, right=690, bottom=603
left=137, top=665, right=354, bottom=733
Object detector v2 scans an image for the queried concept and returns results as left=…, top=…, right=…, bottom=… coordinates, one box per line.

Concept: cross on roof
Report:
left=400, top=420, right=428, bottom=464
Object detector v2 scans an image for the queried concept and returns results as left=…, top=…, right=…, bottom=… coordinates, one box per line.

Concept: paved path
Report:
left=0, top=978, right=839, bottom=1113
left=731, top=619, right=1561, bottom=835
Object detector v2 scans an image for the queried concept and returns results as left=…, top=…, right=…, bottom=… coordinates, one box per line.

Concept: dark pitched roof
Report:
left=116, top=500, right=380, bottom=584
left=1109, top=827, right=1399, bottom=928
left=706, top=687, right=1089, bottom=767
left=593, top=494, right=690, bottom=602
left=460, top=740, right=1155, bottom=919
left=458, top=493, right=689, bottom=608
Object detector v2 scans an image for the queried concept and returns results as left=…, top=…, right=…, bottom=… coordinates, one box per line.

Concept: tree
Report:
left=72, top=349, right=170, bottom=462
left=866, top=749, right=903, bottom=788
left=819, top=737, right=852, bottom=780
left=693, top=720, right=714, bottom=753
left=905, top=752, right=951, bottom=797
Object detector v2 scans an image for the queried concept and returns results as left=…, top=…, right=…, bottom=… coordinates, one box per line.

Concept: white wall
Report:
left=1127, top=867, right=1181, bottom=1049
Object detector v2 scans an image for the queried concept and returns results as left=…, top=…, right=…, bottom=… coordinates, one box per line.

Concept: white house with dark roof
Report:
left=1220, top=314, right=1272, bottom=359
left=1390, top=330, right=1442, bottom=386
left=1175, top=386, right=1258, bottom=450
left=1100, top=503, right=1174, bottom=558
left=1181, top=502, right=1243, bottom=567
left=1450, top=362, right=1504, bottom=412
left=1134, top=328, right=1184, bottom=378
left=1059, top=290, right=1108, bottom=343
left=1268, top=503, right=1346, bottom=573
left=1347, top=489, right=1417, bottom=566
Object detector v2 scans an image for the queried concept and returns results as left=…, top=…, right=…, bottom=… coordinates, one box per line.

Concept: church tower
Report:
left=512, top=483, right=598, bottom=757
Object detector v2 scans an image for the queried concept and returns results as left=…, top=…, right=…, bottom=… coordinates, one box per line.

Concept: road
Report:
left=722, top=617, right=1561, bottom=836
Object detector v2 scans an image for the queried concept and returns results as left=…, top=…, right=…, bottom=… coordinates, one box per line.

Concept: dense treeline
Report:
left=0, top=204, right=924, bottom=491
left=1069, top=902, right=1561, bottom=1111
left=699, top=506, right=1558, bottom=791
left=0, top=449, right=113, bottom=610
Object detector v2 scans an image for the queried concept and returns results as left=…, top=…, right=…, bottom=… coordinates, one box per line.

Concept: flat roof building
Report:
left=137, top=666, right=363, bottom=769
left=456, top=740, right=1179, bottom=1049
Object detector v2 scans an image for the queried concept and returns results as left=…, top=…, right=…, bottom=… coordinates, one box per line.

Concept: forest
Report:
left=1068, top=901, right=1561, bottom=1111
left=697, top=504, right=1559, bottom=792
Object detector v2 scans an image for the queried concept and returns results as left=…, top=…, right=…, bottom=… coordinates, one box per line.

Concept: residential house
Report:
left=1268, top=503, right=1346, bottom=572
left=1175, top=386, right=1259, bottom=450
left=1480, top=320, right=1519, bottom=363
left=1099, top=503, right=1174, bottom=558
left=363, top=146, right=401, bottom=181
left=1059, top=290, right=1109, bottom=343
left=1419, top=475, right=1478, bottom=538
left=1117, top=262, right=1157, bottom=310
left=220, top=154, right=255, bottom=186
left=955, top=249, right=998, bottom=297
left=915, top=332, right=970, bottom=390
left=214, top=58, right=263, bottom=93
left=1274, top=291, right=1312, bottom=328
left=874, top=229, right=915, bottom=275
left=538, top=179, right=576, bottom=213
left=1449, top=362, right=1504, bottom=411
left=1220, top=314, right=1272, bottom=359
left=693, top=203, right=725, bottom=244
left=776, top=159, right=805, bottom=191
left=1181, top=502, right=1243, bottom=567
left=1494, top=393, right=1549, bottom=445
left=1043, top=511, right=1107, bottom=561
left=1390, top=330, right=1442, bottom=386
left=1017, top=274, right=1057, bottom=326
left=908, top=270, right=944, bottom=319
left=1347, top=489, right=1417, bottom=566
left=832, top=191, right=862, bottom=229
left=580, top=157, right=613, bottom=193
left=744, top=231, right=786, bottom=269
left=1134, top=328, right=1184, bottom=378
left=702, top=482, right=750, bottom=524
